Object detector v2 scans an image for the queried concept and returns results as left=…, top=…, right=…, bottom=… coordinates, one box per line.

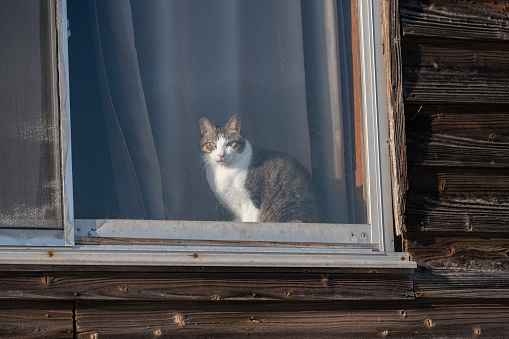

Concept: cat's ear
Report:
left=226, top=114, right=241, bottom=133
left=199, top=117, right=215, bottom=136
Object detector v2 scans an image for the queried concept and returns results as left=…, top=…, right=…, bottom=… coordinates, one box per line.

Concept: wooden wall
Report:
left=1, top=0, right=509, bottom=337
left=401, top=0, right=509, bottom=306
left=401, top=1, right=509, bottom=336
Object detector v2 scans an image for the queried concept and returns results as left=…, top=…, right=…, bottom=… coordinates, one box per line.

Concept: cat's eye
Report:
left=227, top=141, right=237, bottom=147
left=209, top=142, right=216, bottom=148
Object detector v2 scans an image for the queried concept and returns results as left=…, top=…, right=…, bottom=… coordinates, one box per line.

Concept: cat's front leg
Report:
left=241, top=202, right=260, bottom=223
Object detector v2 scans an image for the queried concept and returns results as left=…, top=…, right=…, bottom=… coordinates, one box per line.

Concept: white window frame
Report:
left=0, top=0, right=415, bottom=269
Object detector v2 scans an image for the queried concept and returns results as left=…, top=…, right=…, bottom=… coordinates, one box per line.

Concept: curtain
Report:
left=70, top=0, right=363, bottom=223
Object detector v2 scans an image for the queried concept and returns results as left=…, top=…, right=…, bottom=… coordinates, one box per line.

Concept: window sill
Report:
left=0, top=245, right=415, bottom=268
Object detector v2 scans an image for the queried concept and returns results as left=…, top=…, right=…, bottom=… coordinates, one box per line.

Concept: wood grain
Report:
left=403, top=66, right=509, bottom=104
left=406, top=104, right=509, bottom=167
left=402, top=39, right=509, bottom=70
left=413, top=269, right=509, bottom=299
left=406, top=234, right=509, bottom=299
left=406, top=168, right=509, bottom=232
left=75, top=301, right=509, bottom=338
left=0, top=271, right=414, bottom=301
left=408, top=168, right=509, bottom=200
left=402, top=38, right=509, bottom=103
left=400, top=2, right=509, bottom=104
left=384, top=0, right=407, bottom=236
left=400, top=0, right=509, bottom=41
left=405, top=234, right=509, bottom=271
left=407, top=197, right=509, bottom=232
left=0, top=301, right=73, bottom=339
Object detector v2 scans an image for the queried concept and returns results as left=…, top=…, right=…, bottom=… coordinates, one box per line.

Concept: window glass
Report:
left=0, top=0, right=61, bottom=229
left=69, top=0, right=366, bottom=224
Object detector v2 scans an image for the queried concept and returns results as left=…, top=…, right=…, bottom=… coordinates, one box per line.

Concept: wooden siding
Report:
left=75, top=301, right=509, bottom=338
left=402, top=0, right=509, bottom=234
left=2, top=0, right=509, bottom=337
left=0, top=270, right=414, bottom=302
left=401, top=0, right=509, bottom=327
left=0, top=301, right=73, bottom=338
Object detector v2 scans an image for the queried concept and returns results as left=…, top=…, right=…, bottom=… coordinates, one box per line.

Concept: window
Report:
left=0, top=0, right=73, bottom=246
left=0, top=0, right=414, bottom=268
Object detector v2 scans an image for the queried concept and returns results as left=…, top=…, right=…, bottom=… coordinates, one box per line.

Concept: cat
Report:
left=199, top=114, right=320, bottom=223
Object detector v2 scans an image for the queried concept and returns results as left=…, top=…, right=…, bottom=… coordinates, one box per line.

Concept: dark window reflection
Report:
left=0, top=0, right=61, bottom=229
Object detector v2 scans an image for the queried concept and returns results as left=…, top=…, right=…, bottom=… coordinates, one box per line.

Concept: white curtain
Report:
left=71, top=0, right=363, bottom=223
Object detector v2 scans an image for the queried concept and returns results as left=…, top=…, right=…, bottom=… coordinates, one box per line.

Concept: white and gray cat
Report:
left=199, top=114, right=320, bottom=223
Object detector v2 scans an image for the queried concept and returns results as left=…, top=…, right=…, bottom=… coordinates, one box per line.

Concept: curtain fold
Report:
left=73, top=0, right=363, bottom=223
left=90, top=0, right=165, bottom=219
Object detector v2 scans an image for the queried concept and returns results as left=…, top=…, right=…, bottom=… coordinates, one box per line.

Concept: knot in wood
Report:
left=42, top=275, right=54, bottom=286
left=439, top=180, right=446, bottom=192
left=174, top=314, right=186, bottom=327
left=322, top=274, right=331, bottom=287
left=474, top=328, right=483, bottom=335
left=425, top=318, right=436, bottom=328
left=466, top=219, right=473, bottom=231
left=250, top=316, right=261, bottom=322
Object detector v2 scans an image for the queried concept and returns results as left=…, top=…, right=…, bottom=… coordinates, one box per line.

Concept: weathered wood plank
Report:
left=402, top=39, right=509, bottom=70
left=405, top=104, right=509, bottom=167
left=401, top=33, right=509, bottom=104
left=407, top=195, right=509, bottom=232
left=400, top=5, right=509, bottom=104
left=406, top=234, right=509, bottom=298
left=413, top=268, right=509, bottom=299
left=75, top=301, right=509, bottom=338
left=405, top=234, right=509, bottom=272
left=0, top=301, right=73, bottom=339
left=0, top=271, right=414, bottom=301
left=409, top=168, right=509, bottom=200
left=383, top=0, right=407, bottom=236
left=406, top=168, right=509, bottom=232
left=400, top=0, right=509, bottom=41
left=402, top=66, right=509, bottom=104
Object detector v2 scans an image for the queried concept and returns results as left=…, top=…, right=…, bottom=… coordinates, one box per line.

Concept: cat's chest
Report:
left=207, top=166, right=249, bottom=197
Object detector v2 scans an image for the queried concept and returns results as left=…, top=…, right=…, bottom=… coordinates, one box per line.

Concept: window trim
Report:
left=0, top=0, right=415, bottom=269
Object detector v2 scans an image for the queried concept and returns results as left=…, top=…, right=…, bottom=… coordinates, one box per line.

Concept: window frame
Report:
left=0, top=0, right=414, bottom=269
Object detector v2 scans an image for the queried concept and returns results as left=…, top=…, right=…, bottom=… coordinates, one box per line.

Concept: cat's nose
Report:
left=218, top=154, right=224, bottom=160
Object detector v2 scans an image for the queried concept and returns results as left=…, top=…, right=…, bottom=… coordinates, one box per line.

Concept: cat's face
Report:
left=199, top=115, right=246, bottom=166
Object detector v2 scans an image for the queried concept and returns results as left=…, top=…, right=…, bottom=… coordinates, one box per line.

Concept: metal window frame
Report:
left=0, top=0, right=415, bottom=269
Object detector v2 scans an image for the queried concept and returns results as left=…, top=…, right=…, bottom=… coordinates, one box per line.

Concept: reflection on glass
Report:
left=70, top=0, right=366, bottom=224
